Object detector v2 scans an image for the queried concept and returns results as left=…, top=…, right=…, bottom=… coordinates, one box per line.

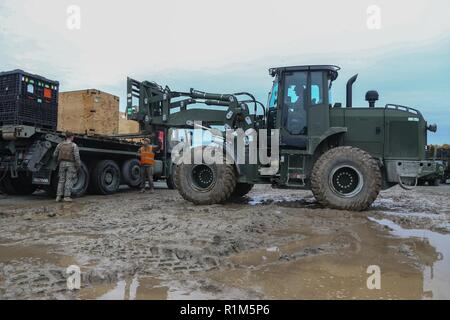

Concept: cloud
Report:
left=0, top=0, right=449, bottom=143
left=1, top=0, right=450, bottom=87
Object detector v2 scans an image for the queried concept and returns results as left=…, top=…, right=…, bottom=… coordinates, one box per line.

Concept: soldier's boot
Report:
left=56, top=196, right=62, bottom=202
left=63, top=197, right=73, bottom=202
left=140, top=188, right=146, bottom=193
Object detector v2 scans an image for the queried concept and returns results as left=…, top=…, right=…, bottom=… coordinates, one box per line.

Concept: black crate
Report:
left=0, top=69, right=59, bottom=100
left=0, top=98, right=57, bottom=129
left=0, top=70, right=59, bottom=129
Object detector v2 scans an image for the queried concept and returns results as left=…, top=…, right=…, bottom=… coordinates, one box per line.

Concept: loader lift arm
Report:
left=126, top=77, right=266, bottom=133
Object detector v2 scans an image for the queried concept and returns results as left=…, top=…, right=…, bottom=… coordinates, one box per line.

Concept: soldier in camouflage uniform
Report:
left=52, top=131, right=81, bottom=202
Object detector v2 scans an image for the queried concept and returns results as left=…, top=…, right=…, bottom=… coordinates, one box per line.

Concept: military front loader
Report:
left=127, top=65, right=438, bottom=211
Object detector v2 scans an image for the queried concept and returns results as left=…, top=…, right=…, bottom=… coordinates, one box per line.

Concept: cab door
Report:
left=279, top=71, right=308, bottom=149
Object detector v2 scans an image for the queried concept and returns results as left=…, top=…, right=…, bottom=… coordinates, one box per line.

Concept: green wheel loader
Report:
left=127, top=65, right=438, bottom=211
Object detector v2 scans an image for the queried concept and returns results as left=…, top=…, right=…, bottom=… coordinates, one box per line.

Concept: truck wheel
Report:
left=2, top=172, right=37, bottom=195
left=71, top=162, right=90, bottom=197
left=174, top=161, right=237, bottom=205
left=122, top=159, right=142, bottom=188
left=0, top=175, right=9, bottom=193
left=166, top=173, right=176, bottom=190
left=90, top=160, right=121, bottom=195
left=1, top=175, right=17, bottom=194
left=231, top=183, right=254, bottom=198
left=311, top=146, right=381, bottom=211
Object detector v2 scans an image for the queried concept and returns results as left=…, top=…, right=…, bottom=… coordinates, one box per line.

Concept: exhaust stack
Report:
left=346, top=74, right=358, bottom=108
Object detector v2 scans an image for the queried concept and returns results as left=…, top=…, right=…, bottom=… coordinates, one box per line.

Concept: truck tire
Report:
left=174, top=156, right=237, bottom=205
left=71, top=162, right=90, bottom=197
left=1, top=172, right=37, bottom=195
left=90, top=160, right=121, bottom=195
left=311, top=146, right=381, bottom=211
left=121, top=159, right=142, bottom=188
left=0, top=175, right=8, bottom=193
left=46, top=161, right=89, bottom=197
left=231, top=183, right=254, bottom=198
left=1, top=175, right=16, bottom=194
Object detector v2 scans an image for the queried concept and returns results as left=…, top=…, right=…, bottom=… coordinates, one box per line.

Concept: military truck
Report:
left=425, top=145, right=450, bottom=184
left=127, top=65, right=438, bottom=211
left=0, top=125, right=147, bottom=196
left=0, top=69, right=178, bottom=197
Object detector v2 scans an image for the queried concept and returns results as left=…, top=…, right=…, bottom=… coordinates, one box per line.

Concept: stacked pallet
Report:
left=118, top=112, right=139, bottom=134
left=57, top=89, right=119, bottom=135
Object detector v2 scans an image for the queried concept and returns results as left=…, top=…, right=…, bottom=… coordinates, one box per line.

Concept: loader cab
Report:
left=268, top=65, right=339, bottom=150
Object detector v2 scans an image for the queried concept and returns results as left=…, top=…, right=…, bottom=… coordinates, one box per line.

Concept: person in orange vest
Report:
left=138, top=137, right=156, bottom=193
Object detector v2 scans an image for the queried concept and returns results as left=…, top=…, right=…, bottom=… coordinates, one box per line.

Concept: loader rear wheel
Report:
left=90, top=160, right=121, bottom=195
left=311, top=146, right=381, bottom=211
left=122, top=159, right=142, bottom=188
left=174, top=162, right=237, bottom=205
left=231, top=183, right=254, bottom=198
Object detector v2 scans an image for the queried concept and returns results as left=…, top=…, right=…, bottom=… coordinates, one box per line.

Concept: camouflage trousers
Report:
left=57, top=161, right=77, bottom=198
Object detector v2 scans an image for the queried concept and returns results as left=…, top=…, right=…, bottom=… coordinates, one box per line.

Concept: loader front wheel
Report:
left=174, top=162, right=237, bottom=205
left=231, top=183, right=254, bottom=198
left=311, top=146, right=381, bottom=211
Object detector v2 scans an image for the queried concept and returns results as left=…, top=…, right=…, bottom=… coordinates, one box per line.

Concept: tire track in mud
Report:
left=1, top=184, right=449, bottom=299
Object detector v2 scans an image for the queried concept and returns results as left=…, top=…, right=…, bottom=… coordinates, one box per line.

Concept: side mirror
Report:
left=427, top=124, right=437, bottom=133
left=333, top=103, right=342, bottom=108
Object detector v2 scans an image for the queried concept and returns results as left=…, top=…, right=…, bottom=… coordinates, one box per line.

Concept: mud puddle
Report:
left=369, top=217, right=450, bottom=299
left=79, top=277, right=168, bottom=300
left=0, top=244, right=77, bottom=267
left=206, top=219, right=440, bottom=299
left=78, top=276, right=252, bottom=300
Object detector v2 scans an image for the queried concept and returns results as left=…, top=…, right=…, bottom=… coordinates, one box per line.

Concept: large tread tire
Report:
left=90, top=160, right=121, bottom=195
left=174, top=148, right=237, bottom=205
left=311, top=146, right=381, bottom=211
left=121, top=159, right=142, bottom=188
left=231, top=183, right=254, bottom=198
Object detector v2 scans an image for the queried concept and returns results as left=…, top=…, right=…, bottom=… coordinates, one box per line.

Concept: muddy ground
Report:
left=0, top=183, right=449, bottom=300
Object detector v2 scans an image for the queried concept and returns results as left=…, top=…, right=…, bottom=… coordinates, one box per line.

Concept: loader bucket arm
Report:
left=126, top=77, right=264, bottom=132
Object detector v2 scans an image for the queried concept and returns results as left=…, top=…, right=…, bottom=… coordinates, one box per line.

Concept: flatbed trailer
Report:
left=0, top=125, right=168, bottom=197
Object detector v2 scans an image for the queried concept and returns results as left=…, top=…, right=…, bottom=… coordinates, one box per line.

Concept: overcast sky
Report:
left=1, top=0, right=449, bottom=143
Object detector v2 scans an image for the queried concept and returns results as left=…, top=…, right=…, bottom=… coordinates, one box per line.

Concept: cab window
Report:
left=268, top=80, right=278, bottom=109
left=310, top=72, right=324, bottom=105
